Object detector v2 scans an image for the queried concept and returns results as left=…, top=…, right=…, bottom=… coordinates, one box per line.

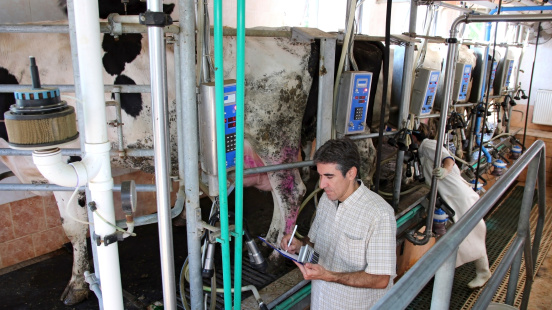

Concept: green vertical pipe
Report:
left=233, top=0, right=245, bottom=309
left=213, top=0, right=232, bottom=309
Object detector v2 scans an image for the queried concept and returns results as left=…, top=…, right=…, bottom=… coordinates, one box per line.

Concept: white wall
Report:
left=0, top=0, right=66, bottom=23
left=518, top=38, right=552, bottom=106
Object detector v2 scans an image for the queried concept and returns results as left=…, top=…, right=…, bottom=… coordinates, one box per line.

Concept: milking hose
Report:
left=179, top=256, right=268, bottom=310
left=378, top=183, right=429, bottom=197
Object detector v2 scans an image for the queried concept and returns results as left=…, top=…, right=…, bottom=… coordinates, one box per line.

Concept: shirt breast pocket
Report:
left=336, top=234, right=366, bottom=271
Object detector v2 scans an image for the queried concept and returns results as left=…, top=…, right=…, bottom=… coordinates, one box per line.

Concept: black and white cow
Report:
left=0, top=1, right=316, bottom=305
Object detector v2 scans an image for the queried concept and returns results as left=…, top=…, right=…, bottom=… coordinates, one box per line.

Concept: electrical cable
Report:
left=523, top=21, right=541, bottom=149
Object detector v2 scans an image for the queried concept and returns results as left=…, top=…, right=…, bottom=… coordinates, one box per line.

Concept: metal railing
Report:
left=373, top=140, right=547, bottom=310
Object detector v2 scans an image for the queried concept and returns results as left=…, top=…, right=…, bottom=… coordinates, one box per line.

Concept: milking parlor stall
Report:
left=1, top=0, right=552, bottom=309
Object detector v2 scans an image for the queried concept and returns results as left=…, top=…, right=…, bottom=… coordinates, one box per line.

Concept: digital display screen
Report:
left=430, top=74, right=438, bottom=82
left=356, top=79, right=368, bottom=88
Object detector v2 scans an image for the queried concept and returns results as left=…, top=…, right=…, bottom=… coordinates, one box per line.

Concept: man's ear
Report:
left=346, top=167, right=358, bottom=180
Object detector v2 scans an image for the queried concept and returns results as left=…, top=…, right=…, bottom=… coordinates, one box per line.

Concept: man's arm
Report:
left=442, top=157, right=455, bottom=172
left=295, top=262, right=390, bottom=289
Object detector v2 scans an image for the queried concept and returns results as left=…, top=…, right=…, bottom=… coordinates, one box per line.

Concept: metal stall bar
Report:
left=0, top=183, right=155, bottom=191
left=373, top=140, right=546, bottom=309
left=0, top=148, right=154, bottom=157
left=178, top=0, right=204, bottom=308
left=144, top=0, right=176, bottom=308
left=0, top=84, right=151, bottom=92
left=391, top=0, right=417, bottom=209
left=0, top=22, right=179, bottom=34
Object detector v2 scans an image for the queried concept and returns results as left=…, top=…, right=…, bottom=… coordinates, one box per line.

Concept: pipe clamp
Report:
left=139, top=11, right=173, bottom=27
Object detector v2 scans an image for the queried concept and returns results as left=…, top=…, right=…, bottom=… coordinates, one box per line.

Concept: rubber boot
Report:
left=467, top=256, right=492, bottom=289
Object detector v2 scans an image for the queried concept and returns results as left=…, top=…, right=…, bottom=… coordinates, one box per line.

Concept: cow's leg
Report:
left=53, top=191, right=90, bottom=305
left=356, top=138, right=377, bottom=186
left=265, top=168, right=306, bottom=245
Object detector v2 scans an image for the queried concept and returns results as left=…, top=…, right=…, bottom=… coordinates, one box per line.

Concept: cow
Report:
left=0, top=1, right=318, bottom=305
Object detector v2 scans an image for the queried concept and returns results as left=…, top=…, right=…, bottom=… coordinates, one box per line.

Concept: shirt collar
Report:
left=334, top=180, right=365, bottom=209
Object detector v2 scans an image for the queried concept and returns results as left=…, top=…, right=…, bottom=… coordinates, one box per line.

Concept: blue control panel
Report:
left=223, top=84, right=237, bottom=169
left=457, top=64, right=472, bottom=101
left=504, top=59, right=514, bottom=89
left=347, top=74, right=372, bottom=133
left=480, top=60, right=497, bottom=101
left=420, top=71, right=440, bottom=115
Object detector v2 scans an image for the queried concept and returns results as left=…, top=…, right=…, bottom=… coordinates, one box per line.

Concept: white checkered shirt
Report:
left=308, top=181, right=396, bottom=309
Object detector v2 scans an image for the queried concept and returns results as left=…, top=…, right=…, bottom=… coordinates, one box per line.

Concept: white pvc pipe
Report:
left=111, top=14, right=141, bottom=24
left=72, top=1, right=123, bottom=309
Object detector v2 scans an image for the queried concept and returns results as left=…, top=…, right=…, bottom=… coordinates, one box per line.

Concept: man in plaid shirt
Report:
left=281, top=138, right=396, bottom=309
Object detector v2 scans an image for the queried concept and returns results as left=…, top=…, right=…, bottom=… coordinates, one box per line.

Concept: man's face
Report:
left=316, top=162, right=356, bottom=202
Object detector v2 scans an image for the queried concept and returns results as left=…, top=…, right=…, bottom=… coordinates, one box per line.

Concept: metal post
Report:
left=521, top=150, right=547, bottom=309
left=392, top=0, right=417, bottom=208
left=146, top=0, right=176, bottom=308
left=507, top=154, right=540, bottom=306
left=316, top=37, right=336, bottom=148
left=111, top=88, right=125, bottom=153
left=179, top=0, right=203, bottom=307
left=431, top=248, right=458, bottom=310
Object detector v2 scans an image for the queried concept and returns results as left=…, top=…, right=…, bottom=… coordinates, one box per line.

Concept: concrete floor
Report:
left=526, top=185, right=552, bottom=310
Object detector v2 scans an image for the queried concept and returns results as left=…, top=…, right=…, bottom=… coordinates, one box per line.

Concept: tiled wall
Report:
left=0, top=195, right=69, bottom=269
left=0, top=171, right=178, bottom=270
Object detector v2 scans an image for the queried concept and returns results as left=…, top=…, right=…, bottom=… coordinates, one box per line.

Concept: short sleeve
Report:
left=365, top=209, right=396, bottom=276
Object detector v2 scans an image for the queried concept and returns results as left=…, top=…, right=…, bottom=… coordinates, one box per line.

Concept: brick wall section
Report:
left=0, top=171, right=178, bottom=270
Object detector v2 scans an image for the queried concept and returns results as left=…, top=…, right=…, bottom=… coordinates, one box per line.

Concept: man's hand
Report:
left=433, top=167, right=449, bottom=179
left=280, top=234, right=303, bottom=254
left=294, top=262, right=330, bottom=281
left=294, top=262, right=391, bottom=289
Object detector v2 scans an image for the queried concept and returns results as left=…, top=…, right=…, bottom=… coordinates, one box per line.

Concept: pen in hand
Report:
left=287, top=225, right=298, bottom=252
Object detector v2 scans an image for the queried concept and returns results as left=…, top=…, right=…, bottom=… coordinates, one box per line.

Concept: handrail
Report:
left=373, top=140, right=546, bottom=309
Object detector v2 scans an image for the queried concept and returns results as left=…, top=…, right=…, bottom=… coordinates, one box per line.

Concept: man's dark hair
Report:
left=313, top=138, right=360, bottom=177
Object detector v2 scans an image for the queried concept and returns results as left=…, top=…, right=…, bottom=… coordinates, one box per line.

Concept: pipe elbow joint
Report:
left=32, top=143, right=110, bottom=188
left=33, top=149, right=83, bottom=188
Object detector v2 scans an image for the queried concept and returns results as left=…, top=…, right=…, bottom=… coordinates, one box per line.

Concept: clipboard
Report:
left=258, top=236, right=302, bottom=264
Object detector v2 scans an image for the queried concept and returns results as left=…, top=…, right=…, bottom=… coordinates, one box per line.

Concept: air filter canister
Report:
left=4, top=57, right=78, bottom=150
